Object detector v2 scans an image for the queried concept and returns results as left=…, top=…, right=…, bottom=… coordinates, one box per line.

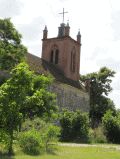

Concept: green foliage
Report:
left=0, top=63, right=57, bottom=154
left=33, top=75, right=53, bottom=90
left=21, top=118, right=46, bottom=132
left=102, top=110, right=120, bottom=143
left=88, top=126, right=107, bottom=143
left=0, top=63, right=33, bottom=154
left=59, top=109, right=73, bottom=141
left=25, top=88, right=57, bottom=120
left=60, top=109, right=89, bottom=142
left=81, top=67, right=116, bottom=127
left=0, top=63, right=33, bottom=131
left=19, top=129, right=43, bottom=155
left=90, top=98, right=116, bottom=127
left=0, top=74, right=8, bottom=86
left=42, top=124, right=60, bottom=151
left=19, top=118, right=60, bottom=154
left=0, top=18, right=27, bottom=70
left=0, top=130, right=9, bottom=147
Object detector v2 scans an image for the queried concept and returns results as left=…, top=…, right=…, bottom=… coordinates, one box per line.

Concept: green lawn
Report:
left=1, top=145, right=120, bottom=159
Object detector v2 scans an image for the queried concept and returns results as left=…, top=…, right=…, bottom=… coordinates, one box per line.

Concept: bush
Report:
left=20, top=118, right=60, bottom=153
left=0, top=130, right=10, bottom=151
left=60, top=109, right=89, bottom=142
left=19, top=129, right=43, bottom=155
left=88, top=126, right=107, bottom=143
left=42, top=124, right=60, bottom=151
left=102, top=110, right=120, bottom=143
left=21, top=118, right=46, bottom=132
left=72, top=111, right=89, bottom=142
left=60, top=110, right=73, bottom=141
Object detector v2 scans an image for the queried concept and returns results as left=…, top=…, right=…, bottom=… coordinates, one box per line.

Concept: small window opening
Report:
left=55, top=49, right=59, bottom=64
left=50, top=50, right=54, bottom=63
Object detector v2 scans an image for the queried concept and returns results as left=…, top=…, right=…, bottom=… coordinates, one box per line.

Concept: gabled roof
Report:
left=26, top=53, right=86, bottom=91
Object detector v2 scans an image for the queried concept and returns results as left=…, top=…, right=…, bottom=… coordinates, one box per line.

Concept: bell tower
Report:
left=42, top=10, right=81, bottom=81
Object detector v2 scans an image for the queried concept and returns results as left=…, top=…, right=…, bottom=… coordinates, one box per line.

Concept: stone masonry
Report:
left=49, top=82, right=89, bottom=112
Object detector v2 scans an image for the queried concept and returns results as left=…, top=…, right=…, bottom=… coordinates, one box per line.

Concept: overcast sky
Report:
left=0, top=0, right=120, bottom=108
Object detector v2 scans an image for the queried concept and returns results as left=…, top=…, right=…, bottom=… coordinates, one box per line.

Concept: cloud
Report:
left=0, top=0, right=23, bottom=18
left=14, top=16, right=45, bottom=55
left=18, top=17, right=45, bottom=42
left=111, top=10, right=120, bottom=41
left=111, top=72, right=120, bottom=91
left=60, top=0, right=67, bottom=1
left=87, top=47, right=109, bottom=61
left=97, top=58, right=120, bottom=72
left=109, top=90, right=120, bottom=108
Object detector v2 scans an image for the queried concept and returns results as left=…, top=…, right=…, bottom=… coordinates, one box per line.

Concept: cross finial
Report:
left=59, top=8, right=68, bottom=23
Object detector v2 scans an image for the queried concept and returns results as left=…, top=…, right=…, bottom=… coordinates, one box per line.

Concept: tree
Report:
left=80, top=67, right=116, bottom=127
left=0, top=18, right=27, bottom=70
left=0, top=63, right=57, bottom=154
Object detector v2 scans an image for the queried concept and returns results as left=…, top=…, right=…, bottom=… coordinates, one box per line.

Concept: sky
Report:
left=0, top=0, right=120, bottom=108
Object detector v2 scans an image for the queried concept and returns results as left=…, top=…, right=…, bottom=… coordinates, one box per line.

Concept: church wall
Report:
left=42, top=38, right=67, bottom=72
left=42, top=37, right=81, bottom=81
left=65, top=38, right=80, bottom=81
left=49, top=82, right=90, bottom=112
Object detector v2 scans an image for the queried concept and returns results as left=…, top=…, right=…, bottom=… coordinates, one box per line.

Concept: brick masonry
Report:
left=42, top=23, right=81, bottom=81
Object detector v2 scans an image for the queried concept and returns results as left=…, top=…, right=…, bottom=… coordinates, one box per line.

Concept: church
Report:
left=27, top=12, right=89, bottom=112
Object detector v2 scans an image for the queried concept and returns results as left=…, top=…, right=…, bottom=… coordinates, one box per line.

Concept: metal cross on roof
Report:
left=59, top=8, right=68, bottom=23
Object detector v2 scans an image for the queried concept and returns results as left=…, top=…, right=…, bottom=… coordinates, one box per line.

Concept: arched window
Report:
left=72, top=53, right=75, bottom=72
left=55, top=49, right=59, bottom=64
left=50, top=50, right=54, bottom=63
left=50, top=45, right=59, bottom=64
left=71, top=47, right=76, bottom=72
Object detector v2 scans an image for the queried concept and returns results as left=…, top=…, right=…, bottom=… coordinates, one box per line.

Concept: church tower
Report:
left=42, top=15, right=81, bottom=81
left=27, top=10, right=89, bottom=112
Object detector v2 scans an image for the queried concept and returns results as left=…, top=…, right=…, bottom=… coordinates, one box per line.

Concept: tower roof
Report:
left=44, top=25, right=47, bottom=30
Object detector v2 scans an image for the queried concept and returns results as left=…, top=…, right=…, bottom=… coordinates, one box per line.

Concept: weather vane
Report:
left=59, top=8, right=68, bottom=23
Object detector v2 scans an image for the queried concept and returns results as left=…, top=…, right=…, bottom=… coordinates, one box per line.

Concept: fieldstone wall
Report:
left=49, top=82, right=90, bottom=112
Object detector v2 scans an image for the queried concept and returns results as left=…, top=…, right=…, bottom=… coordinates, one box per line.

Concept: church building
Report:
left=27, top=13, right=89, bottom=112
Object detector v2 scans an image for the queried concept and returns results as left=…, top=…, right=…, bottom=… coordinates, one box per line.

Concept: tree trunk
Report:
left=8, top=131, right=14, bottom=155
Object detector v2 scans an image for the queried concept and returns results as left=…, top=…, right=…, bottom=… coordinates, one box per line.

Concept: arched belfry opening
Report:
left=50, top=45, right=59, bottom=65
left=71, top=47, right=76, bottom=72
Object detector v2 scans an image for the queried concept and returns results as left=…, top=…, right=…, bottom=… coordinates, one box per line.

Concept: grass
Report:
left=0, top=144, right=120, bottom=159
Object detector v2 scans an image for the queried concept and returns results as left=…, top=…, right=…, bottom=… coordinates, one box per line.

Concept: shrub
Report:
left=60, top=109, right=89, bottom=142
left=42, top=124, right=60, bottom=151
left=0, top=130, right=10, bottom=151
left=21, top=118, right=46, bottom=132
left=72, top=111, right=89, bottom=142
left=102, top=110, right=120, bottom=143
left=60, top=110, right=73, bottom=141
left=19, top=129, right=43, bottom=155
left=88, top=126, right=107, bottom=143
left=20, top=118, right=60, bottom=153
